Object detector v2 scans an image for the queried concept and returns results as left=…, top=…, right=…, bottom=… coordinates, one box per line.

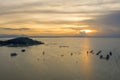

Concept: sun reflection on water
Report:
left=80, top=38, right=93, bottom=80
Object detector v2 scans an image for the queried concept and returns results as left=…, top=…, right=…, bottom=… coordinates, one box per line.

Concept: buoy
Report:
left=90, top=50, right=93, bottom=53
left=11, top=53, right=17, bottom=57
left=71, top=53, right=73, bottom=56
left=109, top=52, right=112, bottom=56
left=21, top=49, right=26, bottom=52
left=106, top=55, right=110, bottom=60
left=100, top=55, right=103, bottom=59
left=42, top=51, right=45, bottom=55
left=61, top=55, right=64, bottom=57
left=96, top=50, right=102, bottom=55
left=87, top=51, right=89, bottom=54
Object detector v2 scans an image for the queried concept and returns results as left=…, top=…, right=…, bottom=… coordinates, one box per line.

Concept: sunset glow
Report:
left=80, top=30, right=92, bottom=33
left=80, top=29, right=97, bottom=34
left=0, top=0, right=120, bottom=36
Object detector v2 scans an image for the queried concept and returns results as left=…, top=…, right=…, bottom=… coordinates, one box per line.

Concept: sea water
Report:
left=0, top=37, right=120, bottom=80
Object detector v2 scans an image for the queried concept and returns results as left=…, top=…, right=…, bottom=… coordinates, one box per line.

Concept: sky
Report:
left=0, top=0, right=120, bottom=36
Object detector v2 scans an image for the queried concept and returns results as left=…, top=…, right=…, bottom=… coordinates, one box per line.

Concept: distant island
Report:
left=0, top=37, right=44, bottom=47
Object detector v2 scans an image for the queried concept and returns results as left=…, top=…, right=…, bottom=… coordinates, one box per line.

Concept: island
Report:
left=0, top=37, right=44, bottom=47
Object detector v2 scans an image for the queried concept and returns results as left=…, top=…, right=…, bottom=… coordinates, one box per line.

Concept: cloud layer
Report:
left=0, top=0, right=120, bottom=36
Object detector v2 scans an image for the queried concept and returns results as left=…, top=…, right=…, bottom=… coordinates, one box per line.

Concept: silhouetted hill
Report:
left=0, top=37, right=44, bottom=47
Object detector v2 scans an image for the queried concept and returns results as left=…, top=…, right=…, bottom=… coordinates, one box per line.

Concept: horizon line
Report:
left=0, top=35, right=120, bottom=38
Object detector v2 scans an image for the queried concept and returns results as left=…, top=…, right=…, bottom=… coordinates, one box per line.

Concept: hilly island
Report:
left=0, top=37, right=44, bottom=47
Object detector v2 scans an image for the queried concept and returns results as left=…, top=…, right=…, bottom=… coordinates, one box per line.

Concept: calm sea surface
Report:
left=0, top=37, right=120, bottom=80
